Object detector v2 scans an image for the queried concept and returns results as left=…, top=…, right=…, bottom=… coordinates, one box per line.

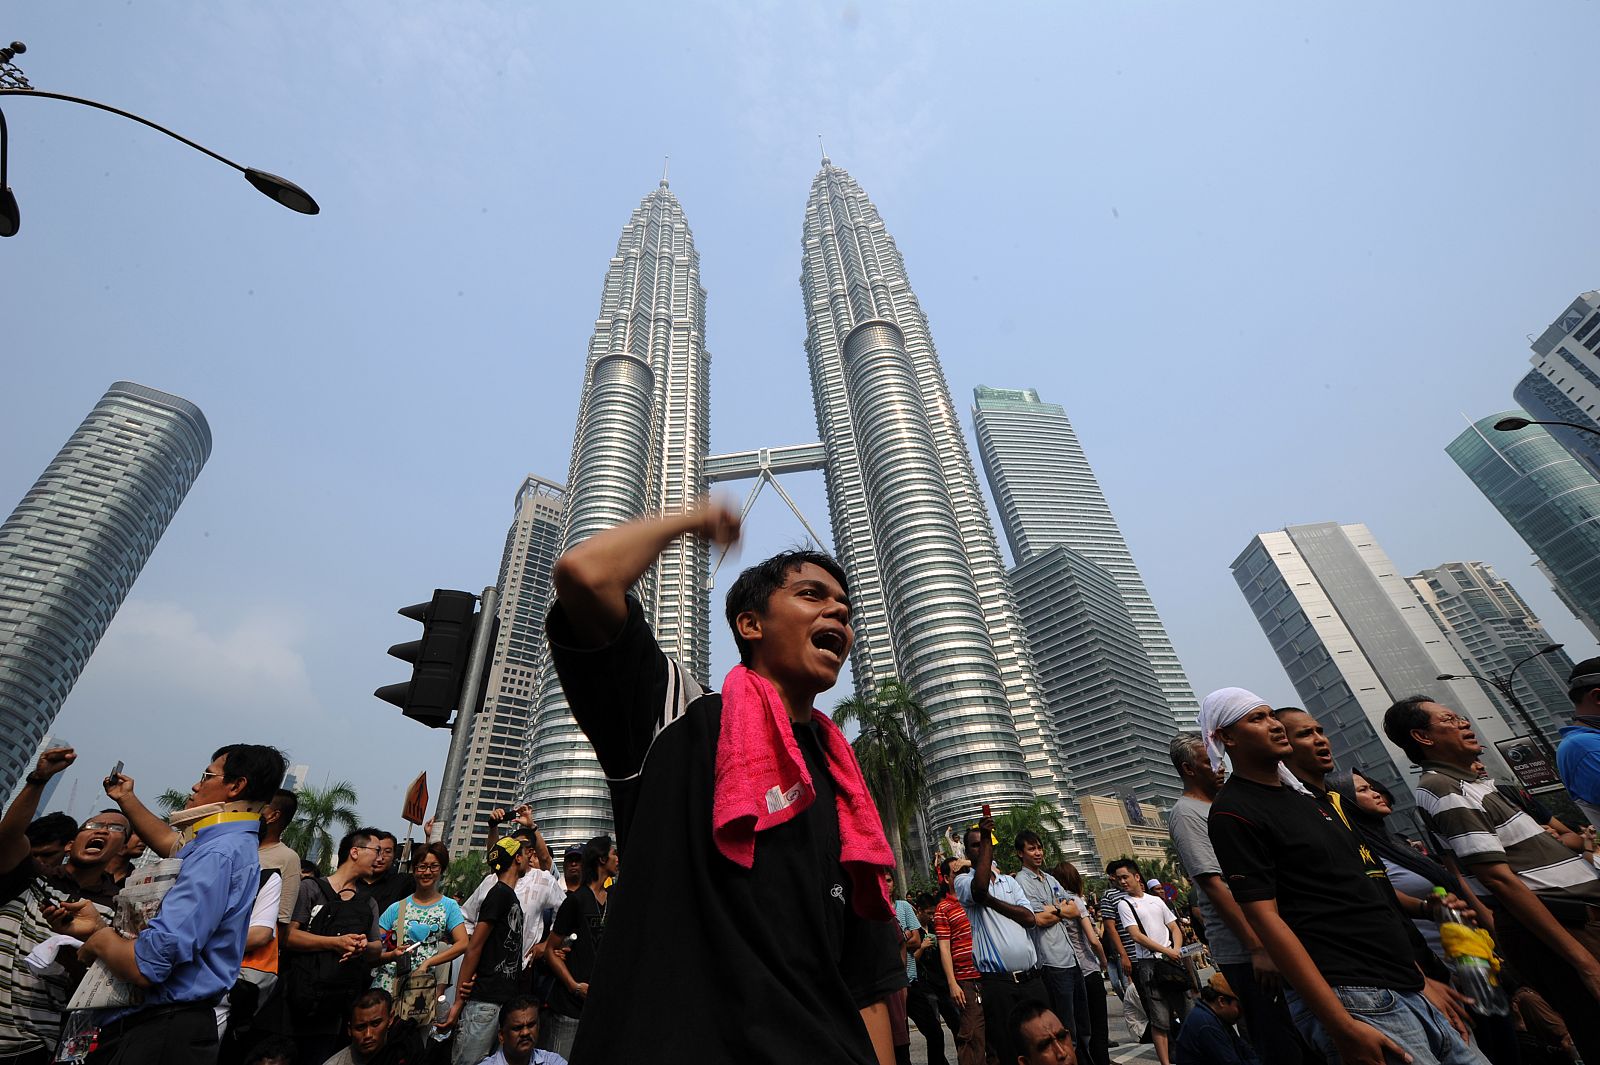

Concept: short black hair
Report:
left=1570, top=657, right=1600, bottom=704
left=349, top=987, right=392, bottom=1018
left=1008, top=1000, right=1057, bottom=1057
left=338, top=827, right=380, bottom=865
left=268, top=789, right=298, bottom=822
left=1013, top=829, right=1041, bottom=852
left=26, top=812, right=77, bottom=847
left=913, top=890, right=937, bottom=909
left=724, top=550, right=849, bottom=666
left=300, top=857, right=320, bottom=876
left=376, top=830, right=398, bottom=845
left=1383, top=695, right=1435, bottom=762
left=499, top=995, right=542, bottom=1029
left=1272, top=706, right=1309, bottom=720
left=1106, top=858, right=1141, bottom=879
left=210, top=744, right=287, bottom=803
left=581, top=834, right=614, bottom=884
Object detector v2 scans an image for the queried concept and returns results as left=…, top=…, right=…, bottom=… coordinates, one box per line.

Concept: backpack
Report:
left=284, top=878, right=374, bottom=1019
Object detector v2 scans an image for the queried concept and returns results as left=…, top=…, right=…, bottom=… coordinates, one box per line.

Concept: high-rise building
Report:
left=1408, top=561, right=1574, bottom=749
left=1232, top=522, right=1518, bottom=825
left=1515, top=291, right=1600, bottom=480
left=1447, top=412, right=1600, bottom=640
left=523, top=177, right=711, bottom=844
left=1010, top=546, right=1182, bottom=810
left=799, top=157, right=1086, bottom=852
left=450, top=477, right=564, bottom=854
left=972, top=385, right=1197, bottom=727
left=0, top=382, right=210, bottom=798
left=1077, top=795, right=1171, bottom=869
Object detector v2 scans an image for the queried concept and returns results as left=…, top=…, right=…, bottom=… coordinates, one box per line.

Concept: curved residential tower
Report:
left=801, top=158, right=1087, bottom=847
left=523, top=178, right=712, bottom=843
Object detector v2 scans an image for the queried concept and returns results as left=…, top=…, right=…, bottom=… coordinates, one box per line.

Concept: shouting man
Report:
left=546, top=503, right=903, bottom=1064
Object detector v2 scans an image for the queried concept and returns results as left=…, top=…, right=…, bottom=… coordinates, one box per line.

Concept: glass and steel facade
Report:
left=0, top=381, right=211, bottom=798
left=1408, top=561, right=1573, bottom=749
left=1448, top=413, right=1600, bottom=642
left=449, top=476, right=564, bottom=855
left=1232, top=523, right=1517, bottom=828
left=524, top=180, right=711, bottom=844
left=800, top=159, right=1087, bottom=851
left=1518, top=291, right=1600, bottom=481
left=1010, top=546, right=1182, bottom=815
left=972, top=385, right=1198, bottom=728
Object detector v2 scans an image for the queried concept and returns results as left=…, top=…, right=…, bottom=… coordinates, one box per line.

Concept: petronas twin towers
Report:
left=524, top=159, right=1088, bottom=855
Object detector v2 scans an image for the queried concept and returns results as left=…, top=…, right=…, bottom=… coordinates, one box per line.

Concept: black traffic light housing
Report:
left=374, top=589, right=478, bottom=728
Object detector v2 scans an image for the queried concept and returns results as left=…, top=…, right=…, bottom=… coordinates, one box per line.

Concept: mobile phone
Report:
left=105, top=761, right=123, bottom=786
left=981, top=803, right=991, bottom=819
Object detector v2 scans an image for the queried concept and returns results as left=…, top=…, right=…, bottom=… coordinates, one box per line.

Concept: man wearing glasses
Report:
left=0, top=746, right=128, bottom=1063
left=1172, top=974, right=1260, bottom=1065
left=1388, top=695, right=1600, bottom=1063
left=47, top=743, right=286, bottom=1065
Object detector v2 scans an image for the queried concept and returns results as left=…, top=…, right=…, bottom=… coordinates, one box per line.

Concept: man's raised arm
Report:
left=553, top=502, right=740, bottom=648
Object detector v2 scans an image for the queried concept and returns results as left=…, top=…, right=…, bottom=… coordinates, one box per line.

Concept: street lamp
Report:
left=1493, top=415, right=1600, bottom=440
left=1437, top=642, right=1565, bottom=759
left=0, top=41, right=317, bottom=237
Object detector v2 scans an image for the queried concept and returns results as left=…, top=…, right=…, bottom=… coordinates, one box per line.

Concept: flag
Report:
left=401, top=772, right=429, bottom=826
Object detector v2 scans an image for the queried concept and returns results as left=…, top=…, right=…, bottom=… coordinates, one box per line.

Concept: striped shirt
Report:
left=1416, top=761, right=1600, bottom=905
left=954, top=868, right=1038, bottom=975
left=1098, top=887, right=1138, bottom=960
left=932, top=896, right=978, bottom=982
left=0, top=866, right=117, bottom=1055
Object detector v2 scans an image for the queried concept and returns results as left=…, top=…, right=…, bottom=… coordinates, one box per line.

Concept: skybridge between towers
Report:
left=702, top=443, right=830, bottom=573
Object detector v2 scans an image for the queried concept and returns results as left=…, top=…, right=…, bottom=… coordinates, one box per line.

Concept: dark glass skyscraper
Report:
left=1448, top=412, right=1600, bottom=642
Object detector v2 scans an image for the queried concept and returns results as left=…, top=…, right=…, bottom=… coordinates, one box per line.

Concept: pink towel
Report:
left=712, top=664, right=895, bottom=921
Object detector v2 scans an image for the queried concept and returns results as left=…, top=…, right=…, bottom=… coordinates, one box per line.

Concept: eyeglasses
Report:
left=197, top=770, right=224, bottom=784
left=82, top=820, right=129, bottom=834
left=414, top=863, right=442, bottom=873
left=1433, top=713, right=1471, bottom=729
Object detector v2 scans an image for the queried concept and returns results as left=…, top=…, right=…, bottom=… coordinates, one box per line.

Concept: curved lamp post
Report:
left=1494, top=415, right=1600, bottom=441
left=1437, top=642, right=1565, bottom=760
left=0, top=41, right=317, bottom=237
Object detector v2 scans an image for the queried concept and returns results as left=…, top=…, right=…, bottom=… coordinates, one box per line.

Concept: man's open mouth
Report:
left=81, top=839, right=106, bottom=858
left=811, top=629, right=847, bottom=661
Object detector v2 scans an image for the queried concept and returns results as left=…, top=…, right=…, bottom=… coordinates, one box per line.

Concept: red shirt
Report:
left=933, top=895, right=978, bottom=982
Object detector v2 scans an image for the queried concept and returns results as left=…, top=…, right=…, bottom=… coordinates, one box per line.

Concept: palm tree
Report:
left=155, top=788, right=190, bottom=815
left=832, top=678, right=931, bottom=888
left=282, top=781, right=360, bottom=874
left=991, top=798, right=1072, bottom=875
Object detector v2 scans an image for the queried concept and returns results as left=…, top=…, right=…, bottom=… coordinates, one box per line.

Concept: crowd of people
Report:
left=7, top=502, right=1600, bottom=1065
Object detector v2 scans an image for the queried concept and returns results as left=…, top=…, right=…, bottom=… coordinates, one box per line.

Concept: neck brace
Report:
left=168, top=800, right=264, bottom=846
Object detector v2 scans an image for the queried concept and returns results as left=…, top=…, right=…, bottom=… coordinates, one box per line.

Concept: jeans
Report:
left=542, top=1011, right=582, bottom=1060
left=1287, top=986, right=1491, bottom=1065
left=1221, top=960, right=1318, bottom=1065
left=1040, top=965, right=1091, bottom=1065
left=451, top=1000, right=502, bottom=1065
left=1079, top=970, right=1111, bottom=1065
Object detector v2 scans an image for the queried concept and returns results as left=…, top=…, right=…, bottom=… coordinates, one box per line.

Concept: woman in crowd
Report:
left=371, top=841, right=469, bottom=997
left=1050, top=861, right=1112, bottom=1065
left=1333, top=772, right=1518, bottom=1065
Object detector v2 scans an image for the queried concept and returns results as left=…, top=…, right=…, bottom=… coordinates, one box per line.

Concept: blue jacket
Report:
left=1173, top=1001, right=1261, bottom=1065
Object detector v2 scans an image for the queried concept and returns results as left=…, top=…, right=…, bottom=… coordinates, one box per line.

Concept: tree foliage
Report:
left=282, top=780, right=360, bottom=875
left=990, top=798, right=1073, bottom=875
left=155, top=789, right=190, bottom=815
left=444, top=851, right=488, bottom=901
left=832, top=679, right=931, bottom=886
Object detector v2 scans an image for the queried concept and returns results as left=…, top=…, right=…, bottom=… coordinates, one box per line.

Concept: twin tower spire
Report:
left=522, top=159, right=1090, bottom=858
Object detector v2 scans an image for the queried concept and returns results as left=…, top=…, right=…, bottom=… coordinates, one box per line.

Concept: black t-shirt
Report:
left=549, top=885, right=605, bottom=1018
left=362, top=869, right=416, bottom=915
left=471, top=880, right=524, bottom=1005
left=547, top=597, right=904, bottom=1065
left=1208, top=775, right=1422, bottom=992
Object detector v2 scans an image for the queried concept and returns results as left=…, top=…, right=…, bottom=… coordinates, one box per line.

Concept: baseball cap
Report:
left=1207, top=972, right=1237, bottom=998
left=488, top=837, right=523, bottom=873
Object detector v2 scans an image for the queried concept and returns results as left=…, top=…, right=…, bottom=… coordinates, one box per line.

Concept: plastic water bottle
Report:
left=1433, top=887, right=1509, bottom=1016
left=430, top=994, right=451, bottom=1042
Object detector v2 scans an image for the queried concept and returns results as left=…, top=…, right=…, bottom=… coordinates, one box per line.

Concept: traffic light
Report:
left=374, top=589, right=478, bottom=728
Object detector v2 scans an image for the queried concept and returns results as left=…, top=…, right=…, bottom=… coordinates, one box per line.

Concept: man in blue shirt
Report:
left=954, top=813, right=1047, bottom=1065
left=1559, top=657, right=1600, bottom=827
left=1173, top=974, right=1262, bottom=1065
left=49, top=743, right=286, bottom=1065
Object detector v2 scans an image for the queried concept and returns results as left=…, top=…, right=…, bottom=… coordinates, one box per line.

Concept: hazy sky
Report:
left=5, top=3, right=1597, bottom=836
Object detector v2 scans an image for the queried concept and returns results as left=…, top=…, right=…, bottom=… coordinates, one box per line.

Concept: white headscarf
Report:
left=1198, top=686, right=1310, bottom=794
